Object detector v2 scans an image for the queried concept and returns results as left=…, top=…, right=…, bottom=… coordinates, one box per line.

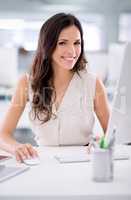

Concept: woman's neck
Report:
left=53, top=68, right=74, bottom=87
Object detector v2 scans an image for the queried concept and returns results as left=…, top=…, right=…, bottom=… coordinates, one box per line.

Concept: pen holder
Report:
left=92, top=148, right=114, bottom=182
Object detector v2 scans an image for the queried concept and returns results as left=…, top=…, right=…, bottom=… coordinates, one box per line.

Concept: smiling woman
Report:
left=0, top=13, right=110, bottom=162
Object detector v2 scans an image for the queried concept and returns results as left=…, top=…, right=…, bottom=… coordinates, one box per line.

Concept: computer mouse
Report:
left=23, top=157, right=40, bottom=166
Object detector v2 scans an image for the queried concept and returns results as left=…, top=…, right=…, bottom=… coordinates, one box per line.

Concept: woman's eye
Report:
left=74, top=41, right=81, bottom=45
left=58, top=42, right=65, bottom=45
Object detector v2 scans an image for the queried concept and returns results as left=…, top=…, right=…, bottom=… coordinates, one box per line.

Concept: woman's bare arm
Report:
left=94, top=78, right=110, bottom=134
left=0, top=74, right=38, bottom=162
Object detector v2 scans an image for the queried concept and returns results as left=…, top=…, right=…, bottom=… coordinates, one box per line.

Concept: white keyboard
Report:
left=54, top=145, right=130, bottom=164
left=54, top=154, right=90, bottom=163
left=114, top=145, right=130, bottom=160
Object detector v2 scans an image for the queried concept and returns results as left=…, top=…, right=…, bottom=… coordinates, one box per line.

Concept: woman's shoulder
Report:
left=15, top=73, right=29, bottom=93
left=78, top=68, right=98, bottom=98
left=18, top=73, right=29, bottom=84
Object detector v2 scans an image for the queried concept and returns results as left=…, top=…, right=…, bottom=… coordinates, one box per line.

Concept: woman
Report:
left=0, top=13, right=110, bottom=162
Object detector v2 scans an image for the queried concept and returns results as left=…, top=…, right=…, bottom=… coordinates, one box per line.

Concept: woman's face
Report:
left=52, top=25, right=81, bottom=71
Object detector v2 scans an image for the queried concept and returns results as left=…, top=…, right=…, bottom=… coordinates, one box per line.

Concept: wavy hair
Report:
left=30, top=13, right=87, bottom=123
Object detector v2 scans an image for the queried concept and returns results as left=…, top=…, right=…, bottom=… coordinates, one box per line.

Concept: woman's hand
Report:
left=13, top=143, right=38, bottom=163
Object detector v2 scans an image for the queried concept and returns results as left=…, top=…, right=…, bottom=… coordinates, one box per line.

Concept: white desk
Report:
left=0, top=145, right=131, bottom=200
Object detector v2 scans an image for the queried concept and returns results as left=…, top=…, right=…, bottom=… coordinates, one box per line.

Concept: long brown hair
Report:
left=30, top=13, right=87, bottom=123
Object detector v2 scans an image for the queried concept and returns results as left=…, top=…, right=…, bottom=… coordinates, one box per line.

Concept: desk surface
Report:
left=0, top=145, right=131, bottom=200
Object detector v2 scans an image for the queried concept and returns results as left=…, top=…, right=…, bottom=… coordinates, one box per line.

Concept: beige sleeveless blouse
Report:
left=28, top=69, right=96, bottom=146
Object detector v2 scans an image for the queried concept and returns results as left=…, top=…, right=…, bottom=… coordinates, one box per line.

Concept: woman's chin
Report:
left=63, top=64, right=75, bottom=70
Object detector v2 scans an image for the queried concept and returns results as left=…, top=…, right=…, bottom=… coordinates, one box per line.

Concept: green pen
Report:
left=99, top=136, right=108, bottom=149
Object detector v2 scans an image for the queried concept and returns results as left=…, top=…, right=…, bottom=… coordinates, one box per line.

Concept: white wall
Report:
left=0, top=47, right=18, bottom=87
left=87, top=52, right=108, bottom=83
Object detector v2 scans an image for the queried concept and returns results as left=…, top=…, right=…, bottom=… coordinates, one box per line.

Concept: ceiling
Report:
left=0, top=0, right=131, bottom=20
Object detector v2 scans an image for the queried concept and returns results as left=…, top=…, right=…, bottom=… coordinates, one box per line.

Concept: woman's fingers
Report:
left=15, top=148, right=27, bottom=162
left=25, top=143, right=38, bottom=158
left=14, top=143, right=38, bottom=162
left=15, top=151, right=23, bottom=162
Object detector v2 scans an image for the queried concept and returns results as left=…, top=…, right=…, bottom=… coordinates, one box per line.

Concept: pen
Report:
left=108, top=127, right=116, bottom=149
left=99, top=136, right=108, bottom=149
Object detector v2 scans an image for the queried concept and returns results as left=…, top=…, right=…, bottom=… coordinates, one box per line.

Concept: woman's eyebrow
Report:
left=75, top=39, right=81, bottom=42
left=58, top=38, right=81, bottom=42
left=58, top=39, right=68, bottom=42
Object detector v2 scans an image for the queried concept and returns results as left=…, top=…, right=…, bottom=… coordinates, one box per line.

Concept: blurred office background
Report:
left=0, top=0, right=131, bottom=145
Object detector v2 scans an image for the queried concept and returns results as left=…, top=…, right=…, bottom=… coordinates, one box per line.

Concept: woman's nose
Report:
left=68, top=45, right=75, bottom=55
